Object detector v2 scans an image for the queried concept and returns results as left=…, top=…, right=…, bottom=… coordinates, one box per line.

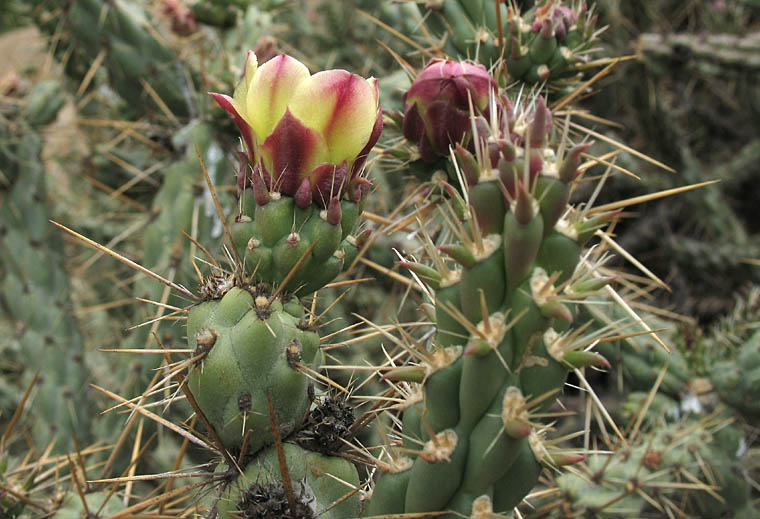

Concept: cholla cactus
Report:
left=366, top=61, right=619, bottom=518
left=216, top=443, right=361, bottom=518
left=708, top=331, right=760, bottom=418
left=417, top=0, right=600, bottom=86
left=30, top=0, right=193, bottom=119
left=132, top=51, right=382, bottom=517
left=212, top=52, right=382, bottom=293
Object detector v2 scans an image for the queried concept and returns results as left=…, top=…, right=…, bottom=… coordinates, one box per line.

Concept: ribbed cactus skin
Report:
left=0, top=82, right=91, bottom=453
left=186, top=287, right=320, bottom=453
left=31, top=0, right=192, bottom=118
left=192, top=0, right=245, bottom=27
left=591, top=308, right=691, bottom=398
left=216, top=442, right=361, bottom=519
left=368, top=96, right=607, bottom=517
left=592, top=286, right=760, bottom=418
left=230, top=195, right=363, bottom=296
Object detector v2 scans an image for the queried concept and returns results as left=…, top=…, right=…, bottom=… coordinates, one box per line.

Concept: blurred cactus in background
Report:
left=0, top=78, right=91, bottom=453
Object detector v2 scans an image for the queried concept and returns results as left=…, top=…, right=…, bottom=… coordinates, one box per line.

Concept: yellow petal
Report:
left=288, top=71, right=378, bottom=164
left=246, top=54, right=310, bottom=141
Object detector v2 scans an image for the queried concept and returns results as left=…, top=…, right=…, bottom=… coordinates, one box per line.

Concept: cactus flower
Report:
left=402, top=59, right=497, bottom=162
left=211, top=52, right=382, bottom=207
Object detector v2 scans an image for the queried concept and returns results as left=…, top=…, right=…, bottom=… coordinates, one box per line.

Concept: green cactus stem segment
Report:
left=404, top=427, right=467, bottom=513
left=459, top=234, right=505, bottom=323
left=186, top=287, right=320, bottom=453
left=469, top=181, right=507, bottom=236
left=491, top=439, right=542, bottom=512
left=424, top=348, right=464, bottom=433
left=459, top=396, right=526, bottom=494
left=459, top=313, right=513, bottom=431
left=503, top=202, right=544, bottom=290
left=535, top=231, right=581, bottom=285
left=435, top=271, right=467, bottom=348
left=231, top=195, right=363, bottom=294
left=536, top=177, right=570, bottom=234
left=365, top=457, right=414, bottom=517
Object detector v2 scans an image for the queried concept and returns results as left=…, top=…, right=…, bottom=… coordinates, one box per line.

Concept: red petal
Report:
left=260, top=109, right=327, bottom=197
left=350, top=107, right=383, bottom=178
left=402, top=102, right=425, bottom=144
left=209, top=92, right=256, bottom=162
left=310, top=161, right=348, bottom=206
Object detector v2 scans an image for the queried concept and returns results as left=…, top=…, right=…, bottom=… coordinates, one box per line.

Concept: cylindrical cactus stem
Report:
left=457, top=236, right=506, bottom=323
left=503, top=185, right=545, bottom=290
left=186, top=286, right=320, bottom=453
left=458, top=386, right=530, bottom=494
left=364, top=457, right=414, bottom=517
left=458, top=313, right=513, bottom=431
left=403, top=427, right=468, bottom=513
left=30, top=0, right=193, bottom=118
left=369, top=62, right=618, bottom=517
left=435, top=272, right=468, bottom=348
left=422, top=348, right=464, bottom=434
left=491, top=438, right=542, bottom=512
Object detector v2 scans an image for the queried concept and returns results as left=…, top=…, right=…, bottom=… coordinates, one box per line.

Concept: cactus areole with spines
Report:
left=212, top=52, right=381, bottom=294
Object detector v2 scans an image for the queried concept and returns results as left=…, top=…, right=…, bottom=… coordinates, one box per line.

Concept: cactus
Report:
left=186, top=286, right=321, bottom=452
left=11, top=2, right=757, bottom=518
left=414, top=0, right=600, bottom=86
left=0, top=80, right=91, bottom=452
left=53, top=492, right=127, bottom=519
left=215, top=442, right=361, bottom=518
left=536, top=392, right=757, bottom=518
left=366, top=62, right=619, bottom=517
left=639, top=31, right=760, bottom=74
left=212, top=52, right=382, bottom=294
left=128, top=51, right=386, bottom=516
left=708, top=332, right=760, bottom=419
left=31, top=0, right=193, bottom=119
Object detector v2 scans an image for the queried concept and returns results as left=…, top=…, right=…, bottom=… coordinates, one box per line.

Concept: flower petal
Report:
left=246, top=54, right=310, bottom=141
left=288, top=70, right=378, bottom=165
left=310, top=161, right=348, bottom=206
left=210, top=92, right=255, bottom=161
left=259, top=109, right=329, bottom=197
left=231, top=51, right=258, bottom=121
left=350, top=106, right=383, bottom=178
